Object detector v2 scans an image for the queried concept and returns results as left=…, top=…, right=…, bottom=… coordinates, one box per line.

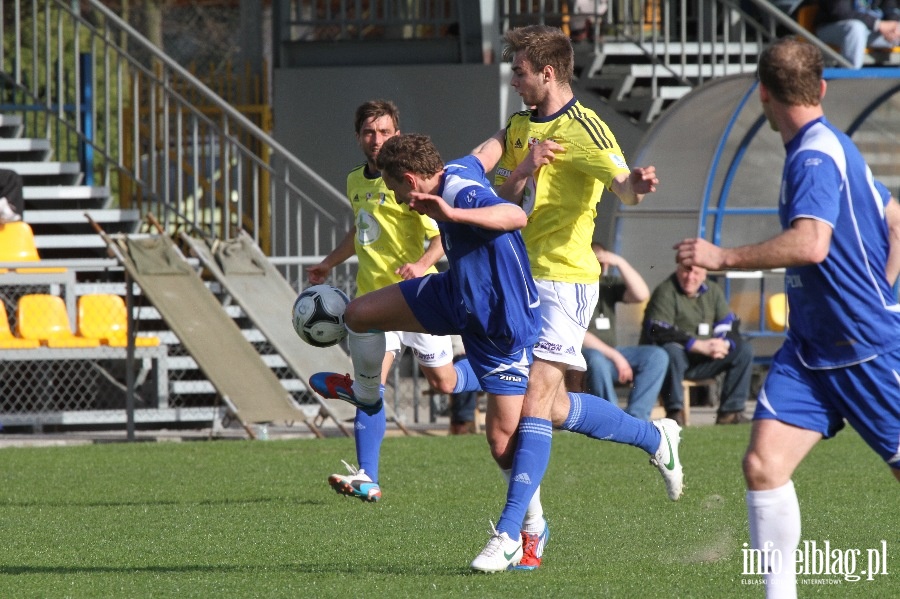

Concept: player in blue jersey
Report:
left=675, top=38, right=900, bottom=598
left=310, top=134, right=542, bottom=535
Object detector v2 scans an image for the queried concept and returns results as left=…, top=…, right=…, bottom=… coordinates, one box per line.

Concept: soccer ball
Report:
left=292, top=284, right=351, bottom=348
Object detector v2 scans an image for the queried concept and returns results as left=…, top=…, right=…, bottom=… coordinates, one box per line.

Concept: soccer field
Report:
left=0, top=425, right=894, bottom=598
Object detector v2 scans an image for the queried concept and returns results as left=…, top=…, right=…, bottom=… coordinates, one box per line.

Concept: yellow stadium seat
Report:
left=0, top=301, right=40, bottom=349
left=16, top=294, right=100, bottom=348
left=766, top=292, right=789, bottom=332
left=78, top=294, right=160, bottom=347
left=0, top=221, right=67, bottom=274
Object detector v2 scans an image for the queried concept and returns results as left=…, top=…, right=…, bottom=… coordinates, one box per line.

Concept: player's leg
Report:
left=537, top=282, right=681, bottom=500
left=406, top=332, right=481, bottom=396
left=326, top=343, right=393, bottom=502
left=744, top=419, right=820, bottom=598
left=310, top=283, right=429, bottom=407
left=464, top=338, right=541, bottom=572
left=745, top=345, right=826, bottom=597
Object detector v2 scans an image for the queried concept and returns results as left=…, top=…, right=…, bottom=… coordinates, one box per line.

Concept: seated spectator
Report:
left=578, top=244, right=668, bottom=421
left=640, top=263, right=753, bottom=425
left=0, top=168, right=24, bottom=224
left=816, top=0, right=900, bottom=68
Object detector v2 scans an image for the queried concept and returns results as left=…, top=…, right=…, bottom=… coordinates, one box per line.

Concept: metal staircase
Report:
left=0, top=114, right=139, bottom=260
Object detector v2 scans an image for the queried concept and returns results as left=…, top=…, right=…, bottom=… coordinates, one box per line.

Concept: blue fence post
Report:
left=79, top=53, right=94, bottom=186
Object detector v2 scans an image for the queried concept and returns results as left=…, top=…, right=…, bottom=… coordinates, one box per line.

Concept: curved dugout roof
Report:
left=611, top=69, right=900, bottom=347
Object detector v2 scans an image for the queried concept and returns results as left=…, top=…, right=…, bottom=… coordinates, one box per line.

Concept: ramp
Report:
left=180, top=231, right=410, bottom=436
left=95, top=228, right=321, bottom=438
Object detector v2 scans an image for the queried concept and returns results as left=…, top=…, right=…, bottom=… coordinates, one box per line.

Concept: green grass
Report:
left=0, top=426, right=895, bottom=598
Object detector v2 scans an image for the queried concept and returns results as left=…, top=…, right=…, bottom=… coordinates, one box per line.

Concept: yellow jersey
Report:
left=495, top=100, right=631, bottom=283
left=347, top=163, right=440, bottom=296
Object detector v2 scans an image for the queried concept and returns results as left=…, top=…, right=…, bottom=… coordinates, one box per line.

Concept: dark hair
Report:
left=354, top=99, right=400, bottom=134
left=375, top=134, right=443, bottom=182
left=502, top=25, right=574, bottom=86
left=757, top=38, right=823, bottom=106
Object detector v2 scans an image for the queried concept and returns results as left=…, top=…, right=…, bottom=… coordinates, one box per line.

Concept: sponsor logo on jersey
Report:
left=527, top=137, right=541, bottom=150
left=514, top=138, right=524, bottom=149
left=499, top=374, right=524, bottom=383
left=535, top=340, right=563, bottom=353
left=413, top=350, right=436, bottom=362
left=466, top=190, right=477, bottom=204
left=356, top=210, right=381, bottom=245
left=610, top=154, right=629, bottom=169
left=497, top=167, right=512, bottom=178
left=804, top=157, right=822, bottom=167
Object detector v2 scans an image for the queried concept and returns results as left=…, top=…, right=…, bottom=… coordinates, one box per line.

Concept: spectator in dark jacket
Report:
left=640, top=263, right=753, bottom=425
left=816, top=0, right=900, bottom=67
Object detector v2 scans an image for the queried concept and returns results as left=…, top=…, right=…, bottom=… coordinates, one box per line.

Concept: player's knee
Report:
left=485, top=430, right=515, bottom=468
left=743, top=448, right=788, bottom=490
left=343, top=300, right=367, bottom=332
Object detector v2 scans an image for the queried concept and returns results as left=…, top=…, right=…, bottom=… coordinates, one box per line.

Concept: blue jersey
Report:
left=781, top=117, right=900, bottom=368
left=436, top=155, right=541, bottom=351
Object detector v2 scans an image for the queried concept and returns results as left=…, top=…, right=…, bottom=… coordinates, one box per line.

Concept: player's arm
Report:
left=674, top=217, right=832, bottom=271
left=471, top=130, right=505, bottom=173
left=397, top=234, right=445, bottom=280
left=885, top=197, right=900, bottom=285
left=408, top=191, right=527, bottom=231
left=610, top=166, right=658, bottom=206
left=306, top=226, right=356, bottom=284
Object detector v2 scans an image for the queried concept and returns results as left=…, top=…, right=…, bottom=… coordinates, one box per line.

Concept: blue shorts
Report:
left=756, top=339, right=900, bottom=469
left=399, top=273, right=532, bottom=396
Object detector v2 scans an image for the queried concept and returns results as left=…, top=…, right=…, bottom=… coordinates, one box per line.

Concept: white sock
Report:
left=747, top=481, right=800, bottom=599
left=502, top=467, right=545, bottom=533
left=348, top=331, right=385, bottom=403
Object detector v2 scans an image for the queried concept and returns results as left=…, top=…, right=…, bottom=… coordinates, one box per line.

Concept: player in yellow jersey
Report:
left=307, top=100, right=481, bottom=502
left=469, top=26, right=683, bottom=573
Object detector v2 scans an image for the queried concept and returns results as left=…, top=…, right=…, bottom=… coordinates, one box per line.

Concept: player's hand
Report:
left=306, top=263, right=330, bottom=284
left=630, top=166, right=658, bottom=195
left=408, top=191, right=454, bottom=221
left=395, top=262, right=426, bottom=280
left=674, top=237, right=725, bottom=270
left=517, top=139, right=565, bottom=176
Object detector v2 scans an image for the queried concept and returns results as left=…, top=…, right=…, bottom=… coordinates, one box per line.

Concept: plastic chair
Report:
left=78, top=293, right=160, bottom=347
left=0, top=221, right=66, bottom=274
left=16, top=294, right=100, bottom=348
left=766, top=292, right=789, bottom=332
left=0, top=301, right=40, bottom=349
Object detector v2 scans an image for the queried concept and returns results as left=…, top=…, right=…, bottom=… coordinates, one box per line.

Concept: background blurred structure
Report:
left=0, top=0, right=897, bottom=436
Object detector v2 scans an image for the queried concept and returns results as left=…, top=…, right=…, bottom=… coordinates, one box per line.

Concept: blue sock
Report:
left=561, top=392, right=660, bottom=455
left=496, top=417, right=552, bottom=538
left=452, top=358, right=481, bottom=393
left=355, top=385, right=386, bottom=482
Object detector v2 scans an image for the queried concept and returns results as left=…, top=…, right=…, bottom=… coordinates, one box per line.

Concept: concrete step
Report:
left=24, top=208, right=140, bottom=225
left=0, top=115, right=24, bottom=138
left=0, top=161, right=82, bottom=185
left=0, top=138, right=52, bottom=161
left=23, top=185, right=111, bottom=210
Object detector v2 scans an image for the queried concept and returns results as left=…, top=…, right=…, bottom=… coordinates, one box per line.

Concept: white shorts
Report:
left=385, top=331, right=454, bottom=368
left=532, top=279, right=599, bottom=371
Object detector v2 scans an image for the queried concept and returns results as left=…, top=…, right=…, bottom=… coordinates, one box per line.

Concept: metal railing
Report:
left=0, top=0, right=353, bottom=282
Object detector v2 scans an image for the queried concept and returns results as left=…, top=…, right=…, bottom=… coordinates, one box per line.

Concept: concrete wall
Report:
left=273, top=63, right=519, bottom=201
